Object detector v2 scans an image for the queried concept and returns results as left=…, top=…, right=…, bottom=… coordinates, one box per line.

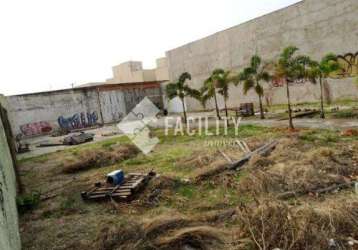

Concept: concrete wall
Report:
left=166, top=0, right=358, bottom=111
left=99, top=90, right=126, bottom=124
left=106, top=58, right=170, bottom=84
left=0, top=95, right=21, bottom=250
left=7, top=89, right=102, bottom=137
left=155, top=57, right=170, bottom=81
left=7, top=83, right=163, bottom=137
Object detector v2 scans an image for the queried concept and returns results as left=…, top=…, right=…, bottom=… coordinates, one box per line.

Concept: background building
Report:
left=166, top=0, right=358, bottom=111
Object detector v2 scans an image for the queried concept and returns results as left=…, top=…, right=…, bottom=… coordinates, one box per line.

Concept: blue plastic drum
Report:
left=106, top=170, right=124, bottom=186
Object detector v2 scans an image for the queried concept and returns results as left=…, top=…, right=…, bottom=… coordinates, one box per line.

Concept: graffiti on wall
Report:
left=20, top=121, right=53, bottom=136
left=58, top=111, right=98, bottom=130
left=330, top=52, right=358, bottom=79
left=271, top=78, right=306, bottom=87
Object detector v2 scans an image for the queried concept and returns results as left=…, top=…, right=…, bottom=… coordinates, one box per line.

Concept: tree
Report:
left=165, top=72, right=201, bottom=123
left=306, top=54, right=340, bottom=119
left=240, top=55, right=271, bottom=119
left=274, top=46, right=311, bottom=129
left=215, top=69, right=233, bottom=125
left=201, top=69, right=223, bottom=120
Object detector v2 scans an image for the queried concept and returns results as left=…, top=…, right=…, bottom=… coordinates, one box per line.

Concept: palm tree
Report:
left=240, top=55, right=271, bottom=119
left=201, top=69, right=223, bottom=120
left=274, top=46, right=311, bottom=129
left=215, top=69, right=233, bottom=125
left=306, top=54, right=340, bottom=119
left=165, top=72, right=201, bottom=123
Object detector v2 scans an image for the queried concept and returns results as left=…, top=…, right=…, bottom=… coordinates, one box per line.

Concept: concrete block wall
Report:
left=0, top=95, right=21, bottom=250
left=166, top=0, right=358, bottom=111
left=7, top=89, right=102, bottom=137
left=6, top=84, right=163, bottom=137
left=99, top=90, right=127, bottom=124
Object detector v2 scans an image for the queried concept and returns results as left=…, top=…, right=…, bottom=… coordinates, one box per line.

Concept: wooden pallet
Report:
left=81, top=173, right=152, bottom=201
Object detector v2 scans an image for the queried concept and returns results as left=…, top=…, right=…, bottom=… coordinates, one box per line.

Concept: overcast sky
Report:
left=0, top=0, right=301, bottom=96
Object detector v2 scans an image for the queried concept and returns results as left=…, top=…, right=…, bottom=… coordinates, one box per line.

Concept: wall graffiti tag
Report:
left=330, top=52, right=358, bottom=79
left=271, top=77, right=305, bottom=87
left=58, top=111, right=98, bottom=130
left=20, top=121, right=53, bottom=136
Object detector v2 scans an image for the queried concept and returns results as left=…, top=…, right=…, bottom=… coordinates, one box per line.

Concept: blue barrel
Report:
left=106, top=170, right=124, bottom=185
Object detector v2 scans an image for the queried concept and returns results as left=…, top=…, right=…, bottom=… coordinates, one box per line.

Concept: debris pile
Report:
left=139, top=176, right=181, bottom=207
left=63, top=132, right=95, bottom=145
left=81, top=171, right=155, bottom=202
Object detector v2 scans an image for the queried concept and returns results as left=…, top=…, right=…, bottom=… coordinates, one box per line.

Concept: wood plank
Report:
left=90, top=190, right=131, bottom=195
left=88, top=194, right=128, bottom=199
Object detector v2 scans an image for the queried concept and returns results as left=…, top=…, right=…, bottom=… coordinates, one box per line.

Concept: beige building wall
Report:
left=166, top=0, right=358, bottom=111
left=106, top=58, right=169, bottom=84
left=155, top=57, right=170, bottom=81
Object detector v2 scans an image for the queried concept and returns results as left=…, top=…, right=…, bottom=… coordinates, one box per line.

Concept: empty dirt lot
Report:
left=18, top=125, right=358, bottom=250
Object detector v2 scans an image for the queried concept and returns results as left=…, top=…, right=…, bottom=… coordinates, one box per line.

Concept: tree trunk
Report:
left=286, top=80, right=294, bottom=129
left=214, top=90, right=221, bottom=120
left=319, top=77, right=325, bottom=119
left=181, top=97, right=187, bottom=123
left=224, top=99, right=229, bottom=126
left=258, top=94, right=265, bottom=119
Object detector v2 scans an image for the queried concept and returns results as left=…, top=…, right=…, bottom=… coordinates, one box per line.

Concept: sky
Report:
left=0, top=0, right=301, bottom=96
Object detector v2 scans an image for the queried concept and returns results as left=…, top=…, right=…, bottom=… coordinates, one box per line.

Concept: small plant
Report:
left=101, top=141, right=117, bottom=149
left=176, top=184, right=196, bottom=199
left=332, top=109, right=358, bottom=119
left=60, top=197, right=76, bottom=210
left=17, top=191, right=41, bottom=214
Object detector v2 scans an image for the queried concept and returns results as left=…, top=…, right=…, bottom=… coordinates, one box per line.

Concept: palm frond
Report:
left=250, top=55, right=261, bottom=71
left=179, top=72, right=191, bottom=83
left=320, top=54, right=340, bottom=77
left=183, top=85, right=201, bottom=100
left=165, top=83, right=179, bottom=100
left=201, top=93, right=211, bottom=107
left=212, top=68, right=225, bottom=75
left=259, top=71, right=271, bottom=82
left=305, top=67, right=319, bottom=84
left=243, top=79, right=255, bottom=94
left=243, top=67, right=255, bottom=77
left=281, top=46, right=299, bottom=60
left=321, top=53, right=337, bottom=64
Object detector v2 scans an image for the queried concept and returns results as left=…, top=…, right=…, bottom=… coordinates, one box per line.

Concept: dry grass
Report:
left=238, top=139, right=358, bottom=197
left=237, top=198, right=358, bottom=250
left=153, top=226, right=224, bottom=250
left=96, top=214, right=226, bottom=250
left=62, top=144, right=139, bottom=173
left=18, top=126, right=358, bottom=250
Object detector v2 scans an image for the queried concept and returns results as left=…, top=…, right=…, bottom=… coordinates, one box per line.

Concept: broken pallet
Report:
left=81, top=173, right=152, bottom=201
